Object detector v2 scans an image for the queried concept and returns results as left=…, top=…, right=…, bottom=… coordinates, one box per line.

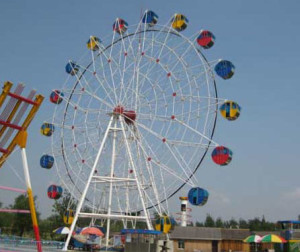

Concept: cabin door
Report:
left=212, top=240, right=218, bottom=252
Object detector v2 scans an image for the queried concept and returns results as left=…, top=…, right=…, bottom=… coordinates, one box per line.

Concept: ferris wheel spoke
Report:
left=125, top=123, right=194, bottom=194
left=130, top=122, right=191, bottom=183
left=94, top=50, right=119, bottom=100
left=173, top=118, right=219, bottom=146
left=133, top=131, right=164, bottom=212
left=135, top=118, right=213, bottom=153
left=92, top=73, right=115, bottom=105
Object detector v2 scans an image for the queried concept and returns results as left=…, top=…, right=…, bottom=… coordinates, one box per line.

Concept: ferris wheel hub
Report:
left=112, top=106, right=136, bottom=124
left=113, top=105, right=124, bottom=114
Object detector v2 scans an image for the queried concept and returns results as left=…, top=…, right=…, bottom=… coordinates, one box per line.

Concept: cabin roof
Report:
left=170, top=226, right=251, bottom=241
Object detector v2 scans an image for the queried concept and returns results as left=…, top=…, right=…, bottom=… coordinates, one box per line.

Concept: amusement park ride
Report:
left=39, top=10, right=241, bottom=251
left=0, top=81, right=44, bottom=252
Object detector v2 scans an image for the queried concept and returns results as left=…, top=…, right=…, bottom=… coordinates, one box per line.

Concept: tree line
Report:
left=193, top=214, right=276, bottom=231
left=0, top=194, right=288, bottom=240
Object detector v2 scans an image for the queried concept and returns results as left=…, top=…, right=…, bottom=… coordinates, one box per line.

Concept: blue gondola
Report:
left=214, top=60, right=235, bottom=79
left=188, top=187, right=209, bottom=206
left=40, top=155, right=54, bottom=169
left=142, top=10, right=158, bottom=27
left=65, top=61, right=79, bottom=76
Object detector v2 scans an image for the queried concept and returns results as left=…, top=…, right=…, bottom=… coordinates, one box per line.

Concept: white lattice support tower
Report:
left=63, top=114, right=153, bottom=251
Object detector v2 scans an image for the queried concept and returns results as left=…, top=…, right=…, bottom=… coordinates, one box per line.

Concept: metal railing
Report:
left=0, top=235, right=65, bottom=251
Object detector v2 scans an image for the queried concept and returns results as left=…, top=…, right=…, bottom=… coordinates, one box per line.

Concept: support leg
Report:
left=63, top=116, right=114, bottom=251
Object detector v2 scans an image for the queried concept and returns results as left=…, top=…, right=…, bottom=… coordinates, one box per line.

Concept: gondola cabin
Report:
left=113, top=18, right=128, bottom=35
left=215, top=60, right=235, bottom=80
left=155, top=216, right=172, bottom=234
left=40, top=155, right=54, bottom=169
left=47, top=185, right=63, bottom=200
left=171, top=14, right=189, bottom=32
left=87, top=36, right=101, bottom=51
left=197, top=30, right=215, bottom=49
left=211, top=146, right=233, bottom=166
left=63, top=209, right=74, bottom=225
left=123, top=110, right=136, bottom=124
left=40, top=123, right=55, bottom=137
left=50, top=90, right=64, bottom=104
left=188, top=187, right=209, bottom=206
left=65, top=61, right=79, bottom=76
left=220, top=101, right=241, bottom=121
left=142, top=10, right=158, bottom=27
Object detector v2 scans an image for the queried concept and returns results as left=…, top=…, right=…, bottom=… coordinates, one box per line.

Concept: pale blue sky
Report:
left=1, top=0, right=300, bottom=222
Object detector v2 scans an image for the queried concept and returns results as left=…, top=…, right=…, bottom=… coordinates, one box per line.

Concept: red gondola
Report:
left=197, top=30, right=215, bottom=49
left=47, top=185, right=63, bottom=199
left=50, top=90, right=64, bottom=104
left=113, top=18, right=128, bottom=34
left=211, top=146, right=232, bottom=166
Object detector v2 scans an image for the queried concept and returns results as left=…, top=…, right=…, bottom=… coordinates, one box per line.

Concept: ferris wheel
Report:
left=40, top=10, right=240, bottom=249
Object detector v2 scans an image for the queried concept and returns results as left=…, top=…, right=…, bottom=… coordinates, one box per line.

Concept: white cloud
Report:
left=281, top=187, right=300, bottom=200
left=210, top=190, right=231, bottom=204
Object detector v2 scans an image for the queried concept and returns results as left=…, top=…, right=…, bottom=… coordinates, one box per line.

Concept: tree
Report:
left=10, top=194, right=40, bottom=237
left=239, top=218, right=249, bottom=229
left=204, top=214, right=215, bottom=227
left=229, top=218, right=238, bottom=228
left=215, top=217, right=224, bottom=228
left=248, top=218, right=262, bottom=231
left=195, top=221, right=204, bottom=227
left=0, top=201, right=14, bottom=233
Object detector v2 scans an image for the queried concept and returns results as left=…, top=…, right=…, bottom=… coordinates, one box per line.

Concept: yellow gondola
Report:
left=219, top=100, right=241, bottom=121
left=63, top=209, right=74, bottom=225
left=40, top=123, right=55, bottom=137
left=155, top=215, right=172, bottom=234
left=171, top=14, right=188, bottom=32
left=87, top=36, right=101, bottom=51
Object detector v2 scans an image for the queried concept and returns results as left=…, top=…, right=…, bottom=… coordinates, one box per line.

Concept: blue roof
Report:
left=121, top=229, right=162, bottom=235
left=278, top=220, right=300, bottom=224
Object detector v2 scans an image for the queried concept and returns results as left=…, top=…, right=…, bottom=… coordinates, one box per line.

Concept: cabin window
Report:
left=178, top=240, right=185, bottom=249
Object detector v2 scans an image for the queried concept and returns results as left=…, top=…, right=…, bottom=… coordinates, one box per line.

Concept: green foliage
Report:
left=10, top=194, right=40, bottom=237
left=198, top=214, right=276, bottom=231
left=215, top=217, right=224, bottom=228
left=204, top=214, right=215, bottom=227
left=0, top=202, right=14, bottom=233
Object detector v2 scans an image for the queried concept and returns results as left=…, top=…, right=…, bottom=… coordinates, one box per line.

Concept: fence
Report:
left=0, top=235, right=64, bottom=251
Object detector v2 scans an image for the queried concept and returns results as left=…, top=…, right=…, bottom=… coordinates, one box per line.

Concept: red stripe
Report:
left=33, top=225, right=42, bottom=252
left=8, top=92, right=38, bottom=106
left=0, top=120, right=23, bottom=130
left=0, top=147, right=8, bottom=154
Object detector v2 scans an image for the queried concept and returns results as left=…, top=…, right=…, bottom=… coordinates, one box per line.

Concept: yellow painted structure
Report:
left=0, top=81, right=44, bottom=252
left=0, top=90, right=44, bottom=167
